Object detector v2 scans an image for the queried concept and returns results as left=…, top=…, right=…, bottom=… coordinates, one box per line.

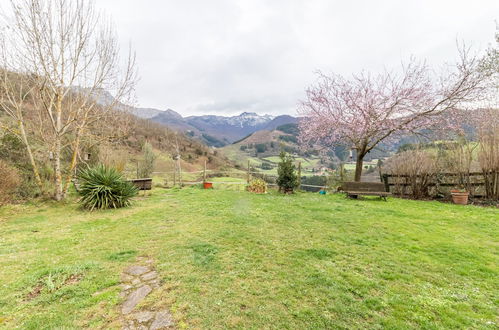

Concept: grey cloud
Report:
left=97, top=0, right=498, bottom=116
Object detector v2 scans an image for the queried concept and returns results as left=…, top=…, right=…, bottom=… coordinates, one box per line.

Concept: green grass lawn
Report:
left=0, top=189, right=497, bottom=329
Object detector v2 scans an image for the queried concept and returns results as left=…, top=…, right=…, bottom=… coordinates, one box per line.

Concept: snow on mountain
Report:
left=226, top=112, right=275, bottom=127
left=186, top=112, right=275, bottom=129
left=80, top=88, right=293, bottom=146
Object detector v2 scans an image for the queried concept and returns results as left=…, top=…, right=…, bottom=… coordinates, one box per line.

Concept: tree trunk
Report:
left=18, top=120, right=43, bottom=190
left=54, top=135, right=63, bottom=201
left=62, top=130, right=81, bottom=198
left=54, top=95, right=63, bottom=201
left=354, top=153, right=365, bottom=182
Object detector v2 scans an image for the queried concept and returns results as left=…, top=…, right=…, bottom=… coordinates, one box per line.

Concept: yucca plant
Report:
left=77, top=165, right=138, bottom=210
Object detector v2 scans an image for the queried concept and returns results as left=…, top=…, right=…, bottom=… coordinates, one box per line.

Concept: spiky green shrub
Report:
left=78, top=165, right=138, bottom=210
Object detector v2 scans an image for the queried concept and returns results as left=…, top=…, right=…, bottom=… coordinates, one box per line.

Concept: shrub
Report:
left=138, top=142, right=156, bottom=178
left=77, top=165, right=138, bottom=210
left=247, top=179, right=267, bottom=194
left=277, top=151, right=298, bottom=193
left=0, top=160, right=21, bottom=205
left=385, top=150, right=438, bottom=199
left=477, top=109, right=499, bottom=199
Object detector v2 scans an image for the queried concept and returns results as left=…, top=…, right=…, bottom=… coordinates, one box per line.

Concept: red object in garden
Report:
left=203, top=182, right=213, bottom=189
left=450, top=190, right=469, bottom=205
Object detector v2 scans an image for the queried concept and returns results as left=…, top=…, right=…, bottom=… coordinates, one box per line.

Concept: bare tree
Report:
left=2, top=0, right=137, bottom=200
left=0, top=38, right=43, bottom=189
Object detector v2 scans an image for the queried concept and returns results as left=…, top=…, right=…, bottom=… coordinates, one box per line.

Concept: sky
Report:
left=96, top=0, right=498, bottom=116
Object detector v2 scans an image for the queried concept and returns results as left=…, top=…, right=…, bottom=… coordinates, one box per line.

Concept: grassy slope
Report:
left=0, top=190, right=497, bottom=329
left=222, top=144, right=324, bottom=177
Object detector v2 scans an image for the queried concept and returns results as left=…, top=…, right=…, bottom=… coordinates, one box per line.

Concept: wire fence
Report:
left=134, top=167, right=329, bottom=191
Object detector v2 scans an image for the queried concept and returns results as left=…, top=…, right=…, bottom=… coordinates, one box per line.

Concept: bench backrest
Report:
left=343, top=181, right=386, bottom=192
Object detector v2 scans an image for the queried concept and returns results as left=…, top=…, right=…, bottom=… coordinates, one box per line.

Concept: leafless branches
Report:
left=1, top=0, right=137, bottom=200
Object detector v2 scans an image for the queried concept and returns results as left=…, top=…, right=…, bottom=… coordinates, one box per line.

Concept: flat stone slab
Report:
left=141, top=271, right=158, bottom=281
left=150, top=310, right=174, bottom=329
left=125, top=265, right=150, bottom=276
left=121, top=273, right=134, bottom=282
left=133, top=311, right=155, bottom=324
left=122, top=285, right=152, bottom=314
left=119, top=260, right=174, bottom=328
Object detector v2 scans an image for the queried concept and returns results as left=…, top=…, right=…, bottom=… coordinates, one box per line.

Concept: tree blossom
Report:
left=299, top=49, right=489, bottom=181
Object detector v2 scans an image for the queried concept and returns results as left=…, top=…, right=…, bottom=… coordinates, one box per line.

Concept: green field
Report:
left=221, top=144, right=324, bottom=177
left=343, top=160, right=379, bottom=171
left=0, top=189, right=497, bottom=329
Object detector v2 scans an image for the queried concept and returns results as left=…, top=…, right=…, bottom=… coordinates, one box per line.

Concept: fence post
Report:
left=297, top=161, right=301, bottom=189
left=382, top=174, right=389, bottom=192
left=178, top=157, right=182, bottom=187
left=173, top=167, right=176, bottom=186
left=203, top=160, right=207, bottom=183
left=247, top=160, right=250, bottom=184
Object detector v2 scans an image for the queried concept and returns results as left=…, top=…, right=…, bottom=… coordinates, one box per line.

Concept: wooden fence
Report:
left=132, top=160, right=327, bottom=191
left=381, top=171, right=499, bottom=198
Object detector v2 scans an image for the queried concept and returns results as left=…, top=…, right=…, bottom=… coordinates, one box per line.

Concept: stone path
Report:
left=120, top=258, right=174, bottom=329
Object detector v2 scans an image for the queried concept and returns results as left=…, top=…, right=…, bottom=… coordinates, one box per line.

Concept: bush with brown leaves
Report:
left=0, top=160, right=21, bottom=205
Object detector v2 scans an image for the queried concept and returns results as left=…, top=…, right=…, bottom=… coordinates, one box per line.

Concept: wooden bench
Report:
left=128, top=178, right=153, bottom=190
left=342, top=182, right=391, bottom=201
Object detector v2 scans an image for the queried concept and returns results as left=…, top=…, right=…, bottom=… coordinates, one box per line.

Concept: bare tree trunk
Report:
left=54, top=95, right=63, bottom=201
left=18, top=119, right=43, bottom=190
left=53, top=136, right=63, bottom=200
left=62, top=130, right=81, bottom=197
left=354, top=153, right=365, bottom=182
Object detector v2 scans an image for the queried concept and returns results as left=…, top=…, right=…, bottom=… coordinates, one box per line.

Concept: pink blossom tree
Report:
left=299, top=50, right=489, bottom=181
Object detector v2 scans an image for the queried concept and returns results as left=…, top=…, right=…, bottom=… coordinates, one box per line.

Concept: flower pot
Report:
left=451, top=191, right=469, bottom=205
left=203, top=182, right=213, bottom=189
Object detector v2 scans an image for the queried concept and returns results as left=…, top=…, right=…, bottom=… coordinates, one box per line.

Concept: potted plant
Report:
left=450, top=187, right=469, bottom=205
left=203, top=181, right=213, bottom=189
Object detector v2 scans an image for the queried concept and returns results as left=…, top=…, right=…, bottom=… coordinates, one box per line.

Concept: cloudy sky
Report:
left=97, top=0, right=498, bottom=116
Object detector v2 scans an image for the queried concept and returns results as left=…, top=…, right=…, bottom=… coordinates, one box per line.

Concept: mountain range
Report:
left=90, top=89, right=298, bottom=147
left=135, top=107, right=298, bottom=147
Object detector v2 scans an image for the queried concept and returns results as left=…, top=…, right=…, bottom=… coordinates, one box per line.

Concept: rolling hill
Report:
left=221, top=123, right=334, bottom=176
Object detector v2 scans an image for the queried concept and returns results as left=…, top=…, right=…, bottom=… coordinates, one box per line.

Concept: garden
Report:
left=0, top=1, right=498, bottom=329
left=0, top=187, right=497, bottom=329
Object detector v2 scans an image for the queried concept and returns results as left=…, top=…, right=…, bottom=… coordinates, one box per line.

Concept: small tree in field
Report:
left=299, top=49, right=489, bottom=181
left=276, top=151, right=298, bottom=193
left=138, top=142, right=156, bottom=178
